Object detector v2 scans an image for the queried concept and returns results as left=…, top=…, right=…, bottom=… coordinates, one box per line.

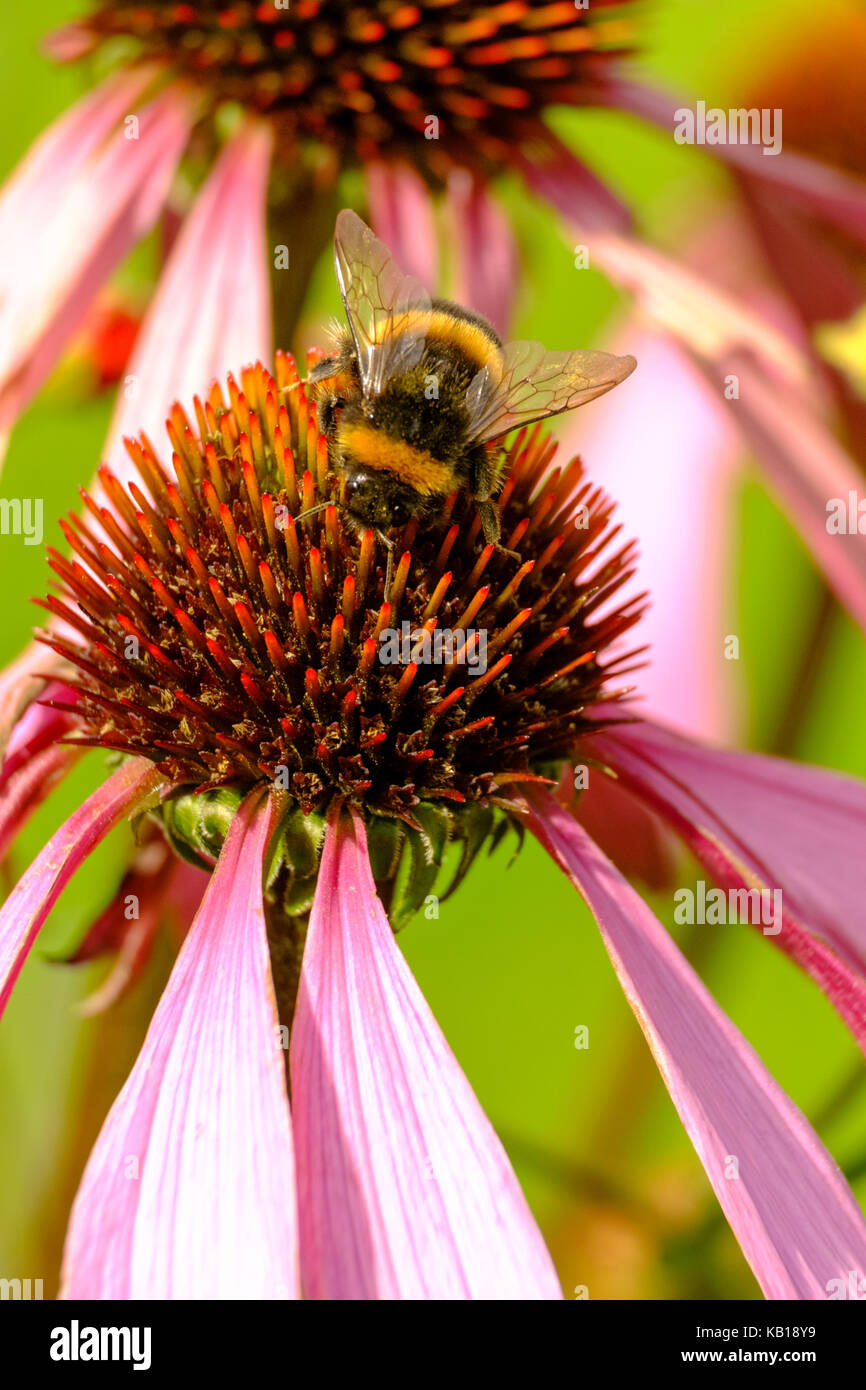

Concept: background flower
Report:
left=2, top=0, right=866, bottom=1300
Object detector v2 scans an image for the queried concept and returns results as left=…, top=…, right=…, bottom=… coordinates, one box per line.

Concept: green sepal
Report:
left=440, top=802, right=496, bottom=901
left=160, top=786, right=244, bottom=870
left=366, top=814, right=405, bottom=883
left=390, top=802, right=452, bottom=931
left=264, top=803, right=326, bottom=893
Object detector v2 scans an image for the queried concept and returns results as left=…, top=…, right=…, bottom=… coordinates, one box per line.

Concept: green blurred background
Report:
left=1, top=0, right=865, bottom=1299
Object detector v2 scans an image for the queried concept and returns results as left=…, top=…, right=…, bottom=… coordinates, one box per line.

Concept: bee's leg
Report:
left=318, top=395, right=339, bottom=437
left=477, top=498, right=501, bottom=547
left=472, top=449, right=518, bottom=558
left=307, top=358, right=337, bottom=384
left=477, top=499, right=520, bottom=562
left=376, top=531, right=395, bottom=602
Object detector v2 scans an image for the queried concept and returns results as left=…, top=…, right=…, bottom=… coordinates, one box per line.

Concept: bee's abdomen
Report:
left=427, top=300, right=503, bottom=367
left=337, top=422, right=458, bottom=497
left=376, top=303, right=503, bottom=379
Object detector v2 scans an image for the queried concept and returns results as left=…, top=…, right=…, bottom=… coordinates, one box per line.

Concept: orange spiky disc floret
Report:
left=55, top=1, right=636, bottom=173
left=38, top=354, right=644, bottom=828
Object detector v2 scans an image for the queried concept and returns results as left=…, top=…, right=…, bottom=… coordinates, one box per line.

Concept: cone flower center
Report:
left=56, top=2, right=634, bottom=170
left=40, top=353, right=643, bottom=920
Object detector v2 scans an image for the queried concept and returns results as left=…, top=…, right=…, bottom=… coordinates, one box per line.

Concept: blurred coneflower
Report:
left=596, top=6, right=866, bottom=640
left=570, top=7, right=866, bottom=749
left=2, top=349, right=866, bottom=1298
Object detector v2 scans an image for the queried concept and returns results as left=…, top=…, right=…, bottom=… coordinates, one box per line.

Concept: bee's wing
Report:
left=334, top=209, right=432, bottom=398
left=464, top=341, right=637, bottom=443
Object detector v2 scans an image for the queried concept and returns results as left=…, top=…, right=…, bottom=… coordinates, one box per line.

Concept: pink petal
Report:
left=740, top=174, right=865, bottom=326
left=445, top=172, right=519, bottom=335
left=61, top=789, right=299, bottom=1299
left=163, top=857, right=210, bottom=941
left=0, top=742, right=80, bottom=866
left=519, top=165, right=866, bottom=632
left=365, top=161, right=438, bottom=290
left=42, top=21, right=97, bottom=63
left=559, top=327, right=742, bottom=741
left=578, top=228, right=809, bottom=387
left=67, top=832, right=177, bottom=963
left=525, top=788, right=866, bottom=1300
left=574, top=763, right=677, bottom=890
left=64, top=829, right=206, bottom=1017
left=101, top=120, right=273, bottom=488
left=699, top=349, right=866, bottom=634
left=0, top=681, right=77, bottom=789
left=598, top=76, right=866, bottom=248
left=512, top=129, right=631, bottom=233
left=0, top=758, right=160, bottom=1015
left=72, top=848, right=207, bottom=1017
left=0, top=640, right=72, bottom=760
left=588, top=718, right=866, bottom=1051
left=291, top=805, right=561, bottom=1300
left=77, top=899, right=163, bottom=1019
left=0, top=69, right=152, bottom=250
left=0, top=76, right=193, bottom=436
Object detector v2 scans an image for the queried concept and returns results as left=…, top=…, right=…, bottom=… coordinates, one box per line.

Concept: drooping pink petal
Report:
left=739, top=173, right=865, bottom=327
left=77, top=899, right=163, bottom=1019
left=445, top=171, right=519, bottom=336
left=699, top=349, right=866, bottom=634
left=0, top=75, right=194, bottom=439
left=291, top=805, right=561, bottom=1300
left=519, top=156, right=866, bottom=631
left=524, top=788, right=866, bottom=1300
left=587, top=717, right=866, bottom=1051
left=66, top=830, right=201, bottom=964
left=559, top=327, right=742, bottom=742
left=597, top=76, right=866, bottom=247
left=0, top=69, right=152, bottom=251
left=163, top=857, right=210, bottom=942
left=0, top=681, right=77, bottom=789
left=512, top=129, right=632, bottom=233
left=0, top=758, right=160, bottom=1015
left=0, top=635, right=73, bottom=759
left=0, top=742, right=81, bottom=867
left=575, top=227, right=810, bottom=387
left=42, top=21, right=99, bottom=62
left=101, top=120, right=273, bottom=488
left=365, top=160, right=438, bottom=290
left=59, top=828, right=206, bottom=1016
left=573, top=761, right=678, bottom=890
left=61, top=788, right=299, bottom=1299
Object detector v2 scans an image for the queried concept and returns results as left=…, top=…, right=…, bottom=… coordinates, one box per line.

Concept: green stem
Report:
left=768, top=582, right=837, bottom=757
left=268, top=170, right=340, bottom=352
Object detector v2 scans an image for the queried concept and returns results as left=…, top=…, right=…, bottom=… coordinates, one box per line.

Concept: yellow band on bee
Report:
left=339, top=423, right=457, bottom=495
left=376, top=308, right=502, bottom=375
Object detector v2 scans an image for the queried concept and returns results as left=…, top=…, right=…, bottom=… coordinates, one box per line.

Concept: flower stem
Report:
left=769, top=582, right=838, bottom=757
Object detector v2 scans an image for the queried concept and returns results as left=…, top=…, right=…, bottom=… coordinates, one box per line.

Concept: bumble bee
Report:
left=308, top=210, right=636, bottom=574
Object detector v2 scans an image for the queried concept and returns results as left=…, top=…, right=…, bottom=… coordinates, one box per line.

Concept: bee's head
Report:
left=342, top=467, right=414, bottom=531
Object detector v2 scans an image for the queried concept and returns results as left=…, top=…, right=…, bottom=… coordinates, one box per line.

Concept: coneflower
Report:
left=2, top=347, right=866, bottom=1298
left=42, top=351, right=643, bottom=984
